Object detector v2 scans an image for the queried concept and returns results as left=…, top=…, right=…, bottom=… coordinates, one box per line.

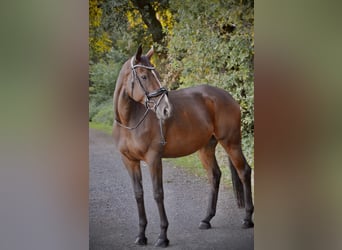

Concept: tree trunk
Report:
left=130, top=0, right=165, bottom=45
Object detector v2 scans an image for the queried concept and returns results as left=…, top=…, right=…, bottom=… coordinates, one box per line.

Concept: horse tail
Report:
left=228, top=158, right=245, bottom=208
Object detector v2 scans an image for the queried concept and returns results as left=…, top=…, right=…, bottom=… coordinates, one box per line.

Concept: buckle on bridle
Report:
left=145, top=99, right=157, bottom=110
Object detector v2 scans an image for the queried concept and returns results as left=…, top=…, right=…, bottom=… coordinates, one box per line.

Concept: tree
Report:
left=89, top=0, right=112, bottom=63
left=130, top=0, right=165, bottom=45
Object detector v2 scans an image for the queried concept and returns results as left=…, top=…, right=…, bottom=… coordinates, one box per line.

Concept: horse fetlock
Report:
left=155, top=237, right=169, bottom=248
left=242, top=219, right=254, bottom=229
left=209, top=210, right=216, bottom=218
left=246, top=205, right=254, bottom=214
left=199, top=221, right=211, bottom=230
left=135, top=235, right=147, bottom=245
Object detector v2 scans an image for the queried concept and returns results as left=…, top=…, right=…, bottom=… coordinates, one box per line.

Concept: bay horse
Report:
left=112, top=45, right=254, bottom=247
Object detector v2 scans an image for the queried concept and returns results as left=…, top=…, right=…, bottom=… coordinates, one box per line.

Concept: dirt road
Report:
left=89, top=129, right=254, bottom=250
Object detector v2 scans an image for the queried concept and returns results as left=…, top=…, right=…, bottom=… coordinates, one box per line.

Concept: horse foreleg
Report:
left=198, top=137, right=221, bottom=229
left=122, top=156, right=148, bottom=245
left=146, top=155, right=169, bottom=247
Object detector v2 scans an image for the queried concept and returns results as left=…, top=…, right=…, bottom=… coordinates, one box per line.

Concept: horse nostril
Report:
left=164, top=108, right=168, bottom=117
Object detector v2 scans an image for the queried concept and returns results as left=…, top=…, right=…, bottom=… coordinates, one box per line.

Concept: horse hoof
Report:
left=154, top=238, right=169, bottom=248
left=199, top=221, right=211, bottom=229
left=242, top=220, right=254, bottom=228
left=135, top=236, right=147, bottom=245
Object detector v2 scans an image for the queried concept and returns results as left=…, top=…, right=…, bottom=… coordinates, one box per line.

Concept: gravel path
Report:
left=89, top=129, right=254, bottom=250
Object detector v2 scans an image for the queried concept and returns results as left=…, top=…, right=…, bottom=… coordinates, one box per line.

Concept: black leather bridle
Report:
left=130, top=57, right=168, bottom=111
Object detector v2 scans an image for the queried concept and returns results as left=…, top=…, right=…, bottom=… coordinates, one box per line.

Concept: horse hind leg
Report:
left=221, top=141, right=254, bottom=228
left=197, top=136, right=222, bottom=229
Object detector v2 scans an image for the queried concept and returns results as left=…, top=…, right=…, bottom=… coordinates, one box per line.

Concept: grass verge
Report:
left=165, top=145, right=233, bottom=188
left=167, top=146, right=254, bottom=194
left=89, top=121, right=112, bottom=134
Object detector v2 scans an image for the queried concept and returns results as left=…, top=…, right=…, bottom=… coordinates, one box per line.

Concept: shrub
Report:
left=92, top=99, right=114, bottom=126
left=89, top=98, right=102, bottom=121
left=165, top=0, right=254, bottom=165
left=89, top=59, right=121, bottom=104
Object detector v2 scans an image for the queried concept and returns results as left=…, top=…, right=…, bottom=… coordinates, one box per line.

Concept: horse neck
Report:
left=113, top=66, right=139, bottom=125
left=114, top=85, right=131, bottom=125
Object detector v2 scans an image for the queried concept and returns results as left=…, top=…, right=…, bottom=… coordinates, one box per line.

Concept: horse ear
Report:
left=135, top=44, right=143, bottom=62
left=146, top=46, right=154, bottom=60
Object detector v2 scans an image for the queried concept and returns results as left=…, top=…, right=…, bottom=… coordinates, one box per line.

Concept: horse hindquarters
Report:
left=211, top=88, right=254, bottom=227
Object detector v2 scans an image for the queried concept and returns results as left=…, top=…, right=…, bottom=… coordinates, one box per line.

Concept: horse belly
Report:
left=162, top=124, right=213, bottom=158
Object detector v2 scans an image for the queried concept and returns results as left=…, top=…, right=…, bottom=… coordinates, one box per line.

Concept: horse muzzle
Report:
left=155, top=94, right=172, bottom=120
left=145, top=87, right=172, bottom=120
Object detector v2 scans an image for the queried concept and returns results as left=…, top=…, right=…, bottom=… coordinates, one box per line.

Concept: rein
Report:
left=115, top=108, right=151, bottom=130
left=114, top=57, right=168, bottom=145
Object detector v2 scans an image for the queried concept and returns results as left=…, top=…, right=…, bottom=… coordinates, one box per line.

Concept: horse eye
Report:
left=141, top=75, right=147, bottom=80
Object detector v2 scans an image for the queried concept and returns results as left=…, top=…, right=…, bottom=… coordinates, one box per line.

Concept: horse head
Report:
left=126, top=45, right=172, bottom=120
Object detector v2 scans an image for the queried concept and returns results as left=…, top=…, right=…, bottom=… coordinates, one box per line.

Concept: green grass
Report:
left=89, top=121, right=112, bottom=134
left=166, top=145, right=233, bottom=188
left=167, top=145, right=254, bottom=192
left=166, top=153, right=206, bottom=178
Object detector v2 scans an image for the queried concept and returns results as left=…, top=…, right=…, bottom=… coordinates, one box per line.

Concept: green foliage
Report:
left=89, top=58, right=120, bottom=103
left=89, top=121, right=112, bottom=134
left=89, top=53, right=123, bottom=124
left=165, top=0, right=254, bottom=165
left=89, top=0, right=113, bottom=61
left=167, top=149, right=233, bottom=187
left=91, top=99, right=114, bottom=126
left=89, top=98, right=100, bottom=121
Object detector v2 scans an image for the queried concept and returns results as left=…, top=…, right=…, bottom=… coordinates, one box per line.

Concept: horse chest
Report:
left=116, top=131, right=152, bottom=160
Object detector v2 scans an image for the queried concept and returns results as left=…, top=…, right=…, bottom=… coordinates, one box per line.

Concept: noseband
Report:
left=130, top=57, right=168, bottom=111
